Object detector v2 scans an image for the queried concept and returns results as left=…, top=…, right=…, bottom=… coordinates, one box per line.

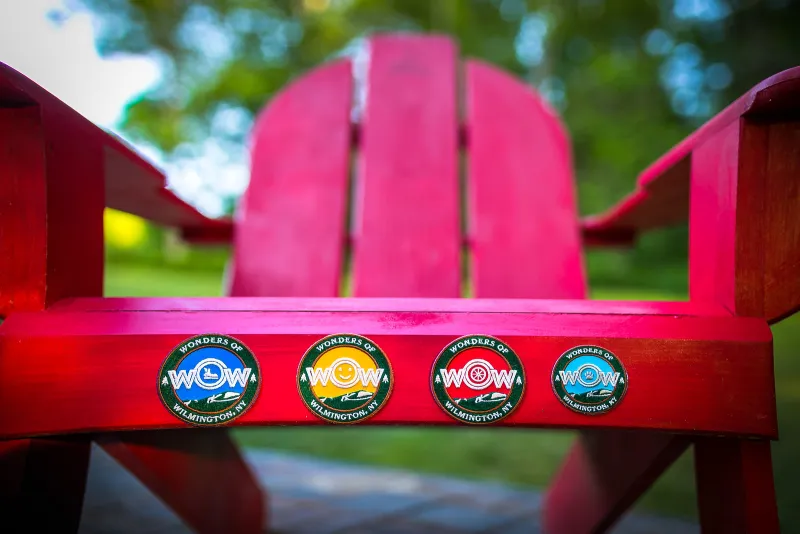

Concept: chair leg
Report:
left=98, top=429, right=265, bottom=534
left=694, top=438, right=779, bottom=534
left=0, top=437, right=91, bottom=533
left=543, top=430, right=689, bottom=534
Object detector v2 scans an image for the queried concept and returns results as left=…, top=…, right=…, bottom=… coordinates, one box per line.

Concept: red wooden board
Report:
left=465, top=61, right=586, bottom=299
left=687, top=117, right=800, bottom=324
left=229, top=60, right=352, bottom=297
left=544, top=433, right=689, bottom=534
left=695, top=439, right=780, bottom=533
left=47, top=296, right=730, bottom=317
left=762, top=122, right=800, bottom=322
left=583, top=66, right=800, bottom=245
left=0, top=62, right=229, bottom=235
left=688, top=119, right=740, bottom=312
left=0, top=107, right=48, bottom=316
left=0, top=300, right=775, bottom=439
left=351, top=35, right=461, bottom=297
left=100, top=432, right=263, bottom=534
left=1, top=64, right=261, bottom=532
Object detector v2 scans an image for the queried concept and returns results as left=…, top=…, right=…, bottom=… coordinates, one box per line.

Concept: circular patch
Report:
left=158, top=334, right=261, bottom=426
left=431, top=335, right=525, bottom=424
left=297, top=334, right=392, bottom=424
left=551, top=345, right=628, bottom=415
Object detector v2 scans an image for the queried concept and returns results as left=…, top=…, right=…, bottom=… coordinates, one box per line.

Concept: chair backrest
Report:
left=229, top=34, right=586, bottom=300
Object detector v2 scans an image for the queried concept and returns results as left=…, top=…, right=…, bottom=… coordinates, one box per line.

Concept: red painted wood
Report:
left=688, top=118, right=800, bottom=323
left=465, top=60, right=586, bottom=299
left=0, top=107, right=47, bottom=316
left=0, top=304, right=775, bottom=438
left=0, top=101, right=101, bottom=532
left=0, top=99, right=106, bottom=310
left=543, top=432, right=689, bottom=534
left=352, top=35, right=460, bottom=297
left=1, top=69, right=261, bottom=532
left=695, top=438, right=780, bottom=533
left=689, top=119, right=741, bottom=313
left=100, top=431, right=263, bottom=534
left=760, top=121, right=800, bottom=323
left=229, top=60, right=352, bottom=297
left=0, top=62, right=228, bottom=236
left=583, top=66, right=800, bottom=245
left=47, top=296, right=730, bottom=317
left=0, top=437, right=91, bottom=533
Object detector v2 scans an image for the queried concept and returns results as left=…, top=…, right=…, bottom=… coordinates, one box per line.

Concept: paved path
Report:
left=80, top=444, right=698, bottom=533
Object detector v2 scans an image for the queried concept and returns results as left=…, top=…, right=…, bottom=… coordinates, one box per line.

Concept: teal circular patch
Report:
left=158, top=334, right=261, bottom=426
left=552, top=345, right=628, bottom=415
left=297, top=334, right=393, bottom=424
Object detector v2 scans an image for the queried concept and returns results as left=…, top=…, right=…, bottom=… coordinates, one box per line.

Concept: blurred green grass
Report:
left=105, top=262, right=800, bottom=527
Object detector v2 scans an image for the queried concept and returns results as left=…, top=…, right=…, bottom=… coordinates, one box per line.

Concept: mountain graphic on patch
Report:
left=454, top=392, right=507, bottom=412
left=569, top=389, right=613, bottom=404
left=318, top=390, right=375, bottom=410
left=189, top=391, right=242, bottom=411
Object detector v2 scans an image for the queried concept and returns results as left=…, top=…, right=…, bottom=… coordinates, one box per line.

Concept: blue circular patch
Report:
left=158, top=334, right=261, bottom=426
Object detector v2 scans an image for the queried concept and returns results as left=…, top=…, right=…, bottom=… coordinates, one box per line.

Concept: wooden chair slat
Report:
left=465, top=60, right=586, bottom=299
left=352, top=35, right=461, bottom=297
left=229, top=60, right=352, bottom=297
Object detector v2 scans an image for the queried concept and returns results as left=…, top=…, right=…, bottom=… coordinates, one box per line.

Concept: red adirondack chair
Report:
left=1, top=33, right=798, bottom=533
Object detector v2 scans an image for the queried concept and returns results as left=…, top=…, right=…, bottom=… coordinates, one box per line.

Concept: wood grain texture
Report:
left=688, top=118, right=800, bottom=323
left=688, top=119, right=741, bottom=313
left=543, top=432, right=690, bottom=534
left=0, top=103, right=98, bottom=533
left=0, top=303, right=775, bottom=439
left=0, top=107, right=47, bottom=316
left=40, top=96, right=105, bottom=308
left=695, top=438, right=780, bottom=533
left=465, top=60, right=586, bottom=299
left=352, top=35, right=461, bottom=297
left=761, top=121, right=800, bottom=322
left=229, top=60, right=352, bottom=297
left=99, top=431, right=263, bottom=534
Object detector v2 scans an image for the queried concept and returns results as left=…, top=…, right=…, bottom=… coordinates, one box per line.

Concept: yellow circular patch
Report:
left=297, top=334, right=393, bottom=424
left=309, top=346, right=380, bottom=400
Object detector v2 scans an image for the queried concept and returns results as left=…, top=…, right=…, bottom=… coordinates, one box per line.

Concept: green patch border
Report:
left=297, top=334, right=393, bottom=424
left=551, top=345, right=628, bottom=415
left=431, top=335, right=526, bottom=425
left=158, top=334, right=261, bottom=427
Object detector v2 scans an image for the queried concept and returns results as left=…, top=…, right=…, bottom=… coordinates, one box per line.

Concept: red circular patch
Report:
left=443, top=347, right=514, bottom=400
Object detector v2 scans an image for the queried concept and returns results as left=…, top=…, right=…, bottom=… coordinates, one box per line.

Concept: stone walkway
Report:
left=80, top=444, right=698, bottom=533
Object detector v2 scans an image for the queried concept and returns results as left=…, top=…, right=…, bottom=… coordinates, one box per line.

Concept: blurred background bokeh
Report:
left=5, top=0, right=800, bottom=529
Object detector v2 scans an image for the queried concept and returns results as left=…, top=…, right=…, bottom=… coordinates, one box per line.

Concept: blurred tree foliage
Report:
left=73, top=0, right=799, bottom=289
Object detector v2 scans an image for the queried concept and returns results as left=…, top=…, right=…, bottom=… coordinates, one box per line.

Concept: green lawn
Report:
left=105, top=262, right=800, bottom=528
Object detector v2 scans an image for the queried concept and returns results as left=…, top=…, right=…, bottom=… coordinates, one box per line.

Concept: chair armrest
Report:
left=0, top=62, right=232, bottom=240
left=583, top=66, right=800, bottom=247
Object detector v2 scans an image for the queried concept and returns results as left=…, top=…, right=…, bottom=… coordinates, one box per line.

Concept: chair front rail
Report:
left=0, top=298, right=775, bottom=439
